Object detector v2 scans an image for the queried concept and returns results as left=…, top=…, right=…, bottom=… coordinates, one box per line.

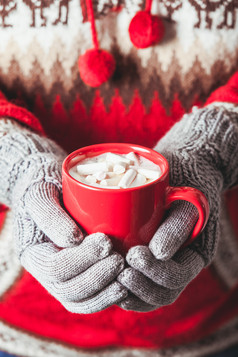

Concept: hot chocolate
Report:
left=69, top=151, right=162, bottom=189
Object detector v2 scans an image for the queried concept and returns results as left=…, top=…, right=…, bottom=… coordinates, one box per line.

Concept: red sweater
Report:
left=0, top=1, right=238, bottom=355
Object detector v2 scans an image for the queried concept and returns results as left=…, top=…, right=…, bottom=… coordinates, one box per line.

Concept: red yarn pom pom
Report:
left=78, top=49, right=116, bottom=87
left=129, top=11, right=165, bottom=49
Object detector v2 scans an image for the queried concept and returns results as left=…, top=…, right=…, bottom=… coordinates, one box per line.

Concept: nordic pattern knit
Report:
left=0, top=1, right=238, bottom=356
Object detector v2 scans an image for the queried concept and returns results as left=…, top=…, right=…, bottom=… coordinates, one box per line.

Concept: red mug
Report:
left=62, top=143, right=209, bottom=255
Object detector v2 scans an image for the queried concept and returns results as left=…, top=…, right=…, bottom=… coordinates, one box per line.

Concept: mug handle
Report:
left=166, top=186, right=210, bottom=247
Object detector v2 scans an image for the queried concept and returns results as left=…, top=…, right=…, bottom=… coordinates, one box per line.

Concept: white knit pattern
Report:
left=212, top=194, right=238, bottom=288
left=0, top=316, right=238, bottom=357
left=0, top=0, right=237, bottom=92
left=0, top=209, right=22, bottom=297
left=0, top=118, right=26, bottom=138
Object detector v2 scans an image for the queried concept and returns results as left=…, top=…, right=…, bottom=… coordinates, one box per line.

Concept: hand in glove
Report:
left=0, top=119, right=127, bottom=313
left=118, top=105, right=238, bottom=312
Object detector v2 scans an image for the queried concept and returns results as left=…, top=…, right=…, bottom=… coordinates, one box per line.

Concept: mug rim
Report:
left=62, top=143, right=169, bottom=192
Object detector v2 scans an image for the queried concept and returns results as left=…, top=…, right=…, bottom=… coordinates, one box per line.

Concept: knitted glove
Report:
left=0, top=119, right=127, bottom=313
left=118, top=105, right=238, bottom=312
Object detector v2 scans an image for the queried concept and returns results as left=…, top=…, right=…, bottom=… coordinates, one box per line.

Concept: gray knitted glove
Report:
left=118, top=105, right=238, bottom=312
left=0, top=119, right=127, bottom=313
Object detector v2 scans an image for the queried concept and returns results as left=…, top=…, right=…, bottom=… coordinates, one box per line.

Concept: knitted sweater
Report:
left=0, top=1, right=238, bottom=356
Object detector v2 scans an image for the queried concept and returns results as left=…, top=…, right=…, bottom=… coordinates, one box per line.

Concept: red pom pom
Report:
left=129, top=11, right=165, bottom=49
left=78, top=49, right=116, bottom=87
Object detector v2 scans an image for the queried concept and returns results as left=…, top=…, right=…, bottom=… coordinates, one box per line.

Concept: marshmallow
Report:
left=118, top=169, right=137, bottom=188
left=106, top=162, right=114, bottom=171
left=139, top=156, right=159, bottom=170
left=129, top=173, right=147, bottom=187
left=107, top=172, right=117, bottom=178
left=96, top=153, right=108, bottom=162
left=69, top=169, right=83, bottom=182
left=100, top=175, right=123, bottom=186
left=126, top=152, right=140, bottom=166
left=77, top=162, right=108, bottom=175
left=85, top=175, right=97, bottom=184
left=71, top=151, right=162, bottom=189
left=93, top=171, right=107, bottom=181
left=113, top=162, right=126, bottom=174
left=106, top=152, right=131, bottom=165
left=137, top=168, right=161, bottom=180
